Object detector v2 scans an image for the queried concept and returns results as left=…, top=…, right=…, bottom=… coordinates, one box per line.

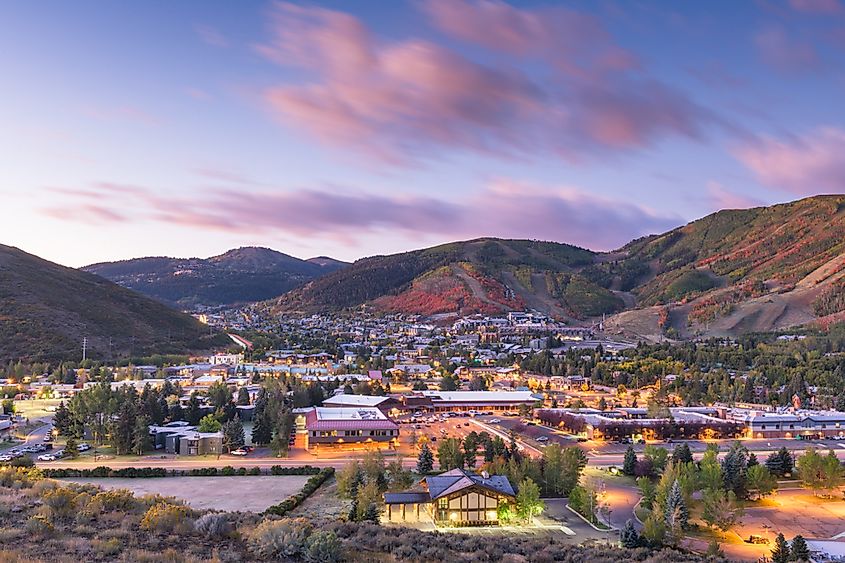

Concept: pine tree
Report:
left=52, top=401, right=72, bottom=436
left=671, top=443, right=693, bottom=465
left=721, top=441, right=749, bottom=498
left=363, top=503, right=380, bottom=523
left=416, top=443, right=434, bottom=474
left=791, top=535, right=810, bottom=561
left=623, top=446, right=637, bottom=476
left=186, top=392, right=203, bottom=425
left=64, top=436, right=79, bottom=459
left=132, top=415, right=151, bottom=455
left=664, top=479, right=689, bottom=531
left=223, top=417, right=246, bottom=452
left=236, top=387, right=251, bottom=406
left=771, top=533, right=791, bottom=563
left=251, top=409, right=273, bottom=445
left=620, top=520, right=640, bottom=548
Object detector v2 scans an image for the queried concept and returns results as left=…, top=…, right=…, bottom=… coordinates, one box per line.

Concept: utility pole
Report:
left=82, top=337, right=88, bottom=362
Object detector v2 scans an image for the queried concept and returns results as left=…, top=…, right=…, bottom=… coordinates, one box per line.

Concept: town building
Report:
left=149, top=422, right=223, bottom=456
left=299, top=407, right=399, bottom=450
left=384, top=469, right=516, bottom=526
left=404, top=390, right=540, bottom=413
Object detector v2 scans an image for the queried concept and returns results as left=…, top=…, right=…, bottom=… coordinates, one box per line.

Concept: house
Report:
left=301, top=407, right=399, bottom=450
left=384, top=469, right=516, bottom=526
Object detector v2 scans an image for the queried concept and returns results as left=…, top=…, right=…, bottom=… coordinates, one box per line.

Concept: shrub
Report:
left=92, top=538, right=122, bottom=558
left=221, top=466, right=236, bottom=476
left=270, top=465, right=320, bottom=476
left=42, top=487, right=78, bottom=522
left=194, top=513, right=232, bottom=539
left=87, top=489, right=139, bottom=513
left=249, top=518, right=313, bottom=558
left=24, top=515, right=54, bottom=538
left=140, top=503, right=192, bottom=533
left=304, top=530, right=342, bottom=563
left=248, top=467, right=262, bottom=475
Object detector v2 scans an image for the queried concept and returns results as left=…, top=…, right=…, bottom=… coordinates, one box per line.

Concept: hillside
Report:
left=594, top=195, right=845, bottom=339
left=85, top=247, right=348, bottom=309
left=0, top=244, right=220, bottom=362
left=273, top=196, right=845, bottom=337
left=273, top=238, right=623, bottom=319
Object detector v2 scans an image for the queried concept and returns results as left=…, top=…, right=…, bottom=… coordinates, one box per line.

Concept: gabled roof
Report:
left=425, top=468, right=515, bottom=500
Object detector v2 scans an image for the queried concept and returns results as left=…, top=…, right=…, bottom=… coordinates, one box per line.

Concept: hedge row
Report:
left=265, top=467, right=335, bottom=517
left=41, top=465, right=324, bottom=479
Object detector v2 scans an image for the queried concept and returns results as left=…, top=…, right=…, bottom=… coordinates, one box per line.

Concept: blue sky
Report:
left=1, top=0, right=844, bottom=267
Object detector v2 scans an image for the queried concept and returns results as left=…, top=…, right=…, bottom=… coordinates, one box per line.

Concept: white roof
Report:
left=420, top=391, right=538, bottom=403
left=314, top=407, right=389, bottom=421
left=323, top=394, right=390, bottom=407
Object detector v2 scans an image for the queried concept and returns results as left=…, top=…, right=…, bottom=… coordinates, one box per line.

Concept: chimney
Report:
left=481, top=470, right=489, bottom=479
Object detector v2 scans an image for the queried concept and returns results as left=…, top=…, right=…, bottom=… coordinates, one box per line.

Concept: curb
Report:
left=565, top=503, right=618, bottom=532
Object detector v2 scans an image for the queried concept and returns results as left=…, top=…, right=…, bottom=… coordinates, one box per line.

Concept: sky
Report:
left=2, top=0, right=845, bottom=267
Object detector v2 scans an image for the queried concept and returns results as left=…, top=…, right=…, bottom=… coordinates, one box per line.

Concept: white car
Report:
left=536, top=436, right=549, bottom=442
left=490, top=418, right=501, bottom=424
left=0, top=455, right=12, bottom=462
left=230, top=448, right=248, bottom=456
left=78, top=443, right=91, bottom=452
left=37, top=453, right=57, bottom=461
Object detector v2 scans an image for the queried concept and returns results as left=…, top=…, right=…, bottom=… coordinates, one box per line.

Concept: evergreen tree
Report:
left=664, top=479, right=689, bottom=531
left=363, top=503, right=380, bottom=523
left=416, top=443, right=434, bottom=474
left=623, top=446, right=637, bottom=476
left=790, top=535, right=810, bottom=561
left=186, top=392, right=203, bottom=425
left=771, top=533, right=791, bottom=563
left=671, top=443, right=693, bottom=465
left=620, top=520, right=640, bottom=548
left=222, top=417, right=246, bottom=452
left=722, top=441, right=749, bottom=498
left=132, top=415, right=151, bottom=455
left=111, top=399, right=137, bottom=455
left=52, top=401, right=72, bottom=436
left=251, top=409, right=273, bottom=445
left=747, top=452, right=759, bottom=468
left=236, top=387, right=251, bottom=406
left=64, top=436, right=79, bottom=459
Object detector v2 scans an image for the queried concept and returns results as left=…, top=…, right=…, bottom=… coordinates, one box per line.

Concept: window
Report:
left=438, top=498, right=447, bottom=509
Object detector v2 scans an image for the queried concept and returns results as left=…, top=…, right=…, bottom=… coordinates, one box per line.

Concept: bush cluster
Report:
left=265, top=467, right=335, bottom=517
left=270, top=465, right=322, bottom=476
left=42, top=466, right=167, bottom=478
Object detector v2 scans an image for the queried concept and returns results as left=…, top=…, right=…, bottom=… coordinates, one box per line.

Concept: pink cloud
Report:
left=705, top=181, right=763, bottom=210
left=754, top=26, right=820, bottom=72
left=257, top=2, right=715, bottom=163
left=42, top=180, right=680, bottom=252
left=789, top=0, right=843, bottom=14
left=735, top=127, right=845, bottom=194
left=420, top=0, right=640, bottom=80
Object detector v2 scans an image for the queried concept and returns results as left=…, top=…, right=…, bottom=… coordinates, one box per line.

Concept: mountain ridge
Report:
left=84, top=246, right=348, bottom=309
left=0, top=244, right=221, bottom=363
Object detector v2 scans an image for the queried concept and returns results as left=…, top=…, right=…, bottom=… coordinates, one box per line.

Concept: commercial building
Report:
left=322, top=393, right=400, bottom=413
left=384, top=469, right=516, bottom=526
left=404, top=390, right=540, bottom=413
left=731, top=409, right=845, bottom=439
left=300, top=407, right=399, bottom=450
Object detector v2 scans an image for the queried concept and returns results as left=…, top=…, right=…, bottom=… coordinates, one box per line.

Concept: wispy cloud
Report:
left=41, top=180, right=681, bottom=251
left=735, top=127, right=845, bottom=194
left=256, top=1, right=717, bottom=164
left=194, top=24, right=229, bottom=47
left=754, top=25, right=821, bottom=72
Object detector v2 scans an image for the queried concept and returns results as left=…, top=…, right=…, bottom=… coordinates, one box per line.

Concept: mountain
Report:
left=0, top=244, right=221, bottom=362
left=590, top=195, right=845, bottom=339
left=272, top=238, right=624, bottom=319
left=84, top=247, right=348, bottom=309
left=272, top=196, right=845, bottom=339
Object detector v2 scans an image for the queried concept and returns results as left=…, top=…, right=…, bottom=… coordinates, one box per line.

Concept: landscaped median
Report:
left=265, top=467, right=335, bottom=517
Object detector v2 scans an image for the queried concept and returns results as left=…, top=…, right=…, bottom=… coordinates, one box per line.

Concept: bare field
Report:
left=63, top=475, right=310, bottom=512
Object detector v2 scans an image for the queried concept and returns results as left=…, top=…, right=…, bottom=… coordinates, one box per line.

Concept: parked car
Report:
left=78, top=443, right=91, bottom=452
left=37, top=453, right=58, bottom=461
left=536, top=436, right=549, bottom=442
left=489, top=418, right=501, bottom=424
left=230, top=448, right=248, bottom=456
left=0, top=455, right=12, bottom=463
